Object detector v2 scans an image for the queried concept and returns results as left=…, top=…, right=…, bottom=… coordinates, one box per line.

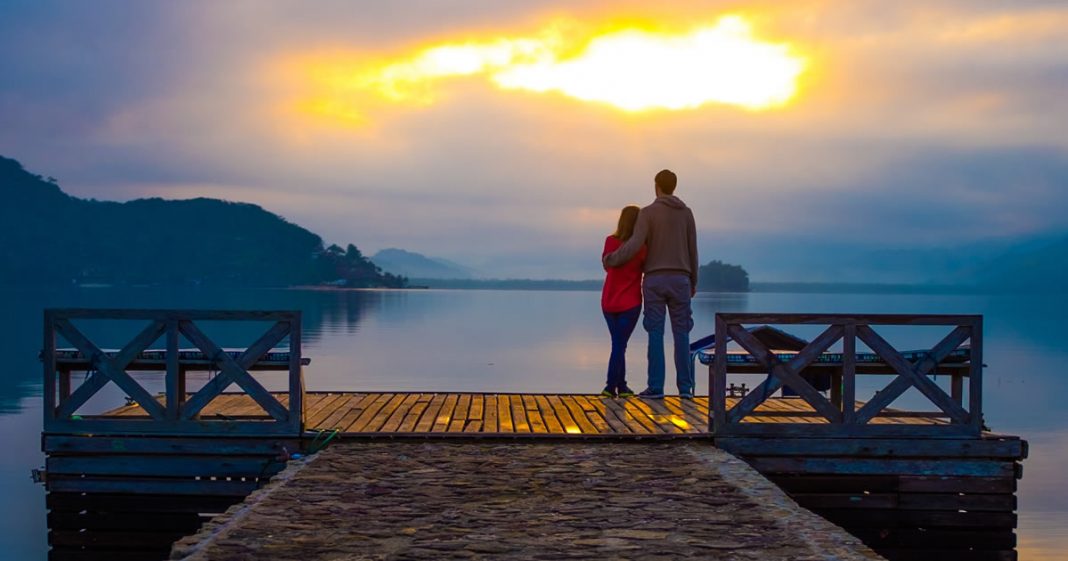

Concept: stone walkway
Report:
left=172, top=442, right=883, bottom=560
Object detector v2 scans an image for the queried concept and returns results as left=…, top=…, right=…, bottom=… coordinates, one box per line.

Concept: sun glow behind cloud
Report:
left=494, top=16, right=805, bottom=111
left=283, top=15, right=807, bottom=126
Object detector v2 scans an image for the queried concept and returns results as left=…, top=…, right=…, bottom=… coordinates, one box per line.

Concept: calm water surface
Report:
left=0, top=287, right=1064, bottom=560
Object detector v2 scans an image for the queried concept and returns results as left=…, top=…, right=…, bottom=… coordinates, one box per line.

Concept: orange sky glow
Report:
left=279, top=14, right=808, bottom=127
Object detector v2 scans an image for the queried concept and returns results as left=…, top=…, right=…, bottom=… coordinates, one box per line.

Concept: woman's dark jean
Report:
left=603, top=305, right=642, bottom=391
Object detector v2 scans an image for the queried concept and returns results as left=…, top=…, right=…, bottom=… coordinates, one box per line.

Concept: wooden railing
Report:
left=43, top=309, right=304, bottom=436
left=709, top=314, right=983, bottom=438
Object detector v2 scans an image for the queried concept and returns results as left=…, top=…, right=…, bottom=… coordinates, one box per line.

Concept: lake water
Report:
left=0, top=287, right=1065, bottom=560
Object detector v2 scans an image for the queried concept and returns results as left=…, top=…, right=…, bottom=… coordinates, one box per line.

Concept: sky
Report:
left=1, top=0, right=1067, bottom=281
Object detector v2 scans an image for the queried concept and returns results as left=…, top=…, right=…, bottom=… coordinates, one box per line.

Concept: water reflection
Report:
left=1, top=287, right=1065, bottom=558
left=1015, top=430, right=1068, bottom=561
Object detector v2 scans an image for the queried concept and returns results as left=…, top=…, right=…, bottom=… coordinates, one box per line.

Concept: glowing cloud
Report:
left=285, top=15, right=807, bottom=125
left=494, top=16, right=806, bottom=111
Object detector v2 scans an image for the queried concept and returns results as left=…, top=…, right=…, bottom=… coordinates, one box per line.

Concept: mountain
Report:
left=0, top=155, right=404, bottom=288
left=371, top=248, right=478, bottom=279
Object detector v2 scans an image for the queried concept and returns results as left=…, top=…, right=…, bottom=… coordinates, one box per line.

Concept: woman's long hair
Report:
left=612, top=205, right=641, bottom=241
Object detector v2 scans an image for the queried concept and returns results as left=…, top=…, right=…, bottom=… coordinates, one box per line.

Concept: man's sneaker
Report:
left=599, top=387, right=616, bottom=398
left=679, top=391, right=695, bottom=400
left=617, top=386, right=636, bottom=398
left=638, top=389, right=665, bottom=399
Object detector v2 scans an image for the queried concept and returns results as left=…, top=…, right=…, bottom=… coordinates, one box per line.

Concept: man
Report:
left=603, top=169, right=698, bottom=399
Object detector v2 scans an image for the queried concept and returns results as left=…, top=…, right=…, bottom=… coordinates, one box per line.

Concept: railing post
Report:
left=58, top=370, right=71, bottom=402
left=968, top=317, right=983, bottom=431
left=43, top=310, right=57, bottom=429
left=842, top=323, right=856, bottom=424
left=165, top=319, right=180, bottom=420
left=951, top=374, right=964, bottom=405
left=711, top=314, right=728, bottom=435
left=288, top=312, right=304, bottom=433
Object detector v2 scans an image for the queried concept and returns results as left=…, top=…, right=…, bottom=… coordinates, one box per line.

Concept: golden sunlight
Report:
left=494, top=16, right=806, bottom=111
left=284, top=14, right=807, bottom=125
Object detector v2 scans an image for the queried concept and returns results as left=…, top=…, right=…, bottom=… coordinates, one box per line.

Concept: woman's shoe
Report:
left=599, top=386, right=616, bottom=398
left=617, top=386, right=636, bottom=398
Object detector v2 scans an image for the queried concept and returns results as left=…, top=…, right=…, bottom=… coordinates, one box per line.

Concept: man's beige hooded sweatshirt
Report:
left=604, top=195, right=698, bottom=288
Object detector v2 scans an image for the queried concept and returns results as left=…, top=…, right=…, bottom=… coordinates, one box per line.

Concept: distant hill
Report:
left=976, top=234, right=1068, bottom=292
left=372, top=248, right=477, bottom=279
left=0, top=155, right=404, bottom=288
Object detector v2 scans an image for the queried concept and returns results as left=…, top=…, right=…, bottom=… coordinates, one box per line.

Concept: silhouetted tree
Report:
left=697, top=260, right=749, bottom=292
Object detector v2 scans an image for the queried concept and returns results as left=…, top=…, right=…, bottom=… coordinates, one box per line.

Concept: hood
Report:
left=654, top=195, right=688, bottom=209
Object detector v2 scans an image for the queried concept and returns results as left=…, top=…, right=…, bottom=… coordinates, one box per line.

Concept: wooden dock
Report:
left=39, top=310, right=1027, bottom=561
left=104, top=392, right=951, bottom=437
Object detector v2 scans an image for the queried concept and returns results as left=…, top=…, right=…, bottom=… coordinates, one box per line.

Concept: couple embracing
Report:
left=599, top=169, right=698, bottom=400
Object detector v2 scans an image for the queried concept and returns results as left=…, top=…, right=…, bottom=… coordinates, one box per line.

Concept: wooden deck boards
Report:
left=99, top=392, right=950, bottom=437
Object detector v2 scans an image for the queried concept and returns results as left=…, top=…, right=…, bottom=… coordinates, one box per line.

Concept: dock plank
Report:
left=299, top=392, right=333, bottom=417
left=201, top=394, right=246, bottom=417
left=469, top=394, right=484, bottom=421
left=531, top=395, right=559, bottom=434
left=414, top=394, right=447, bottom=433
left=631, top=398, right=682, bottom=434
left=396, top=394, right=432, bottom=433
left=432, top=394, right=460, bottom=433
left=612, top=398, right=654, bottom=434
left=583, top=396, right=632, bottom=434
left=495, top=395, right=513, bottom=433
left=360, top=393, right=408, bottom=433
left=534, top=393, right=568, bottom=433
left=448, top=394, right=472, bottom=432
left=620, top=399, right=662, bottom=434
left=668, top=397, right=708, bottom=430
left=227, top=393, right=268, bottom=417
left=305, top=393, right=350, bottom=429
left=483, top=394, right=499, bottom=433
left=546, top=395, right=582, bottom=434
left=566, top=396, right=608, bottom=434
left=94, top=392, right=961, bottom=438
left=509, top=395, right=530, bottom=433
left=463, top=419, right=482, bottom=433
left=380, top=394, right=421, bottom=433
left=344, top=393, right=396, bottom=433
left=661, top=397, right=703, bottom=432
left=311, top=394, right=368, bottom=431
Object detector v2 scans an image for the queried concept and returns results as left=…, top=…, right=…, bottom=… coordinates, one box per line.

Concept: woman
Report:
left=600, top=205, right=646, bottom=398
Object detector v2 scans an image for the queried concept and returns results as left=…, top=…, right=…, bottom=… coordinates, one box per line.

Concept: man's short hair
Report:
left=655, top=169, right=677, bottom=195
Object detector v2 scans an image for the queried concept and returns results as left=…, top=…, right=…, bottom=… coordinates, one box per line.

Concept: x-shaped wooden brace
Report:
left=727, top=324, right=844, bottom=424
left=178, top=320, right=291, bottom=421
left=854, top=325, right=971, bottom=425
left=54, top=319, right=168, bottom=420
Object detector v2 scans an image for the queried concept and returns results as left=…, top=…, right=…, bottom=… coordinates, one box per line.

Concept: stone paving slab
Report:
left=172, top=442, right=883, bottom=560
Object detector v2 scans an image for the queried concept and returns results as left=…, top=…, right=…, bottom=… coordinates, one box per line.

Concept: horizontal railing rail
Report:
left=710, top=313, right=982, bottom=438
left=43, top=309, right=304, bottom=436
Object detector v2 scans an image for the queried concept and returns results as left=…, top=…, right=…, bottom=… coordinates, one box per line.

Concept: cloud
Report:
left=1, top=1, right=1067, bottom=279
